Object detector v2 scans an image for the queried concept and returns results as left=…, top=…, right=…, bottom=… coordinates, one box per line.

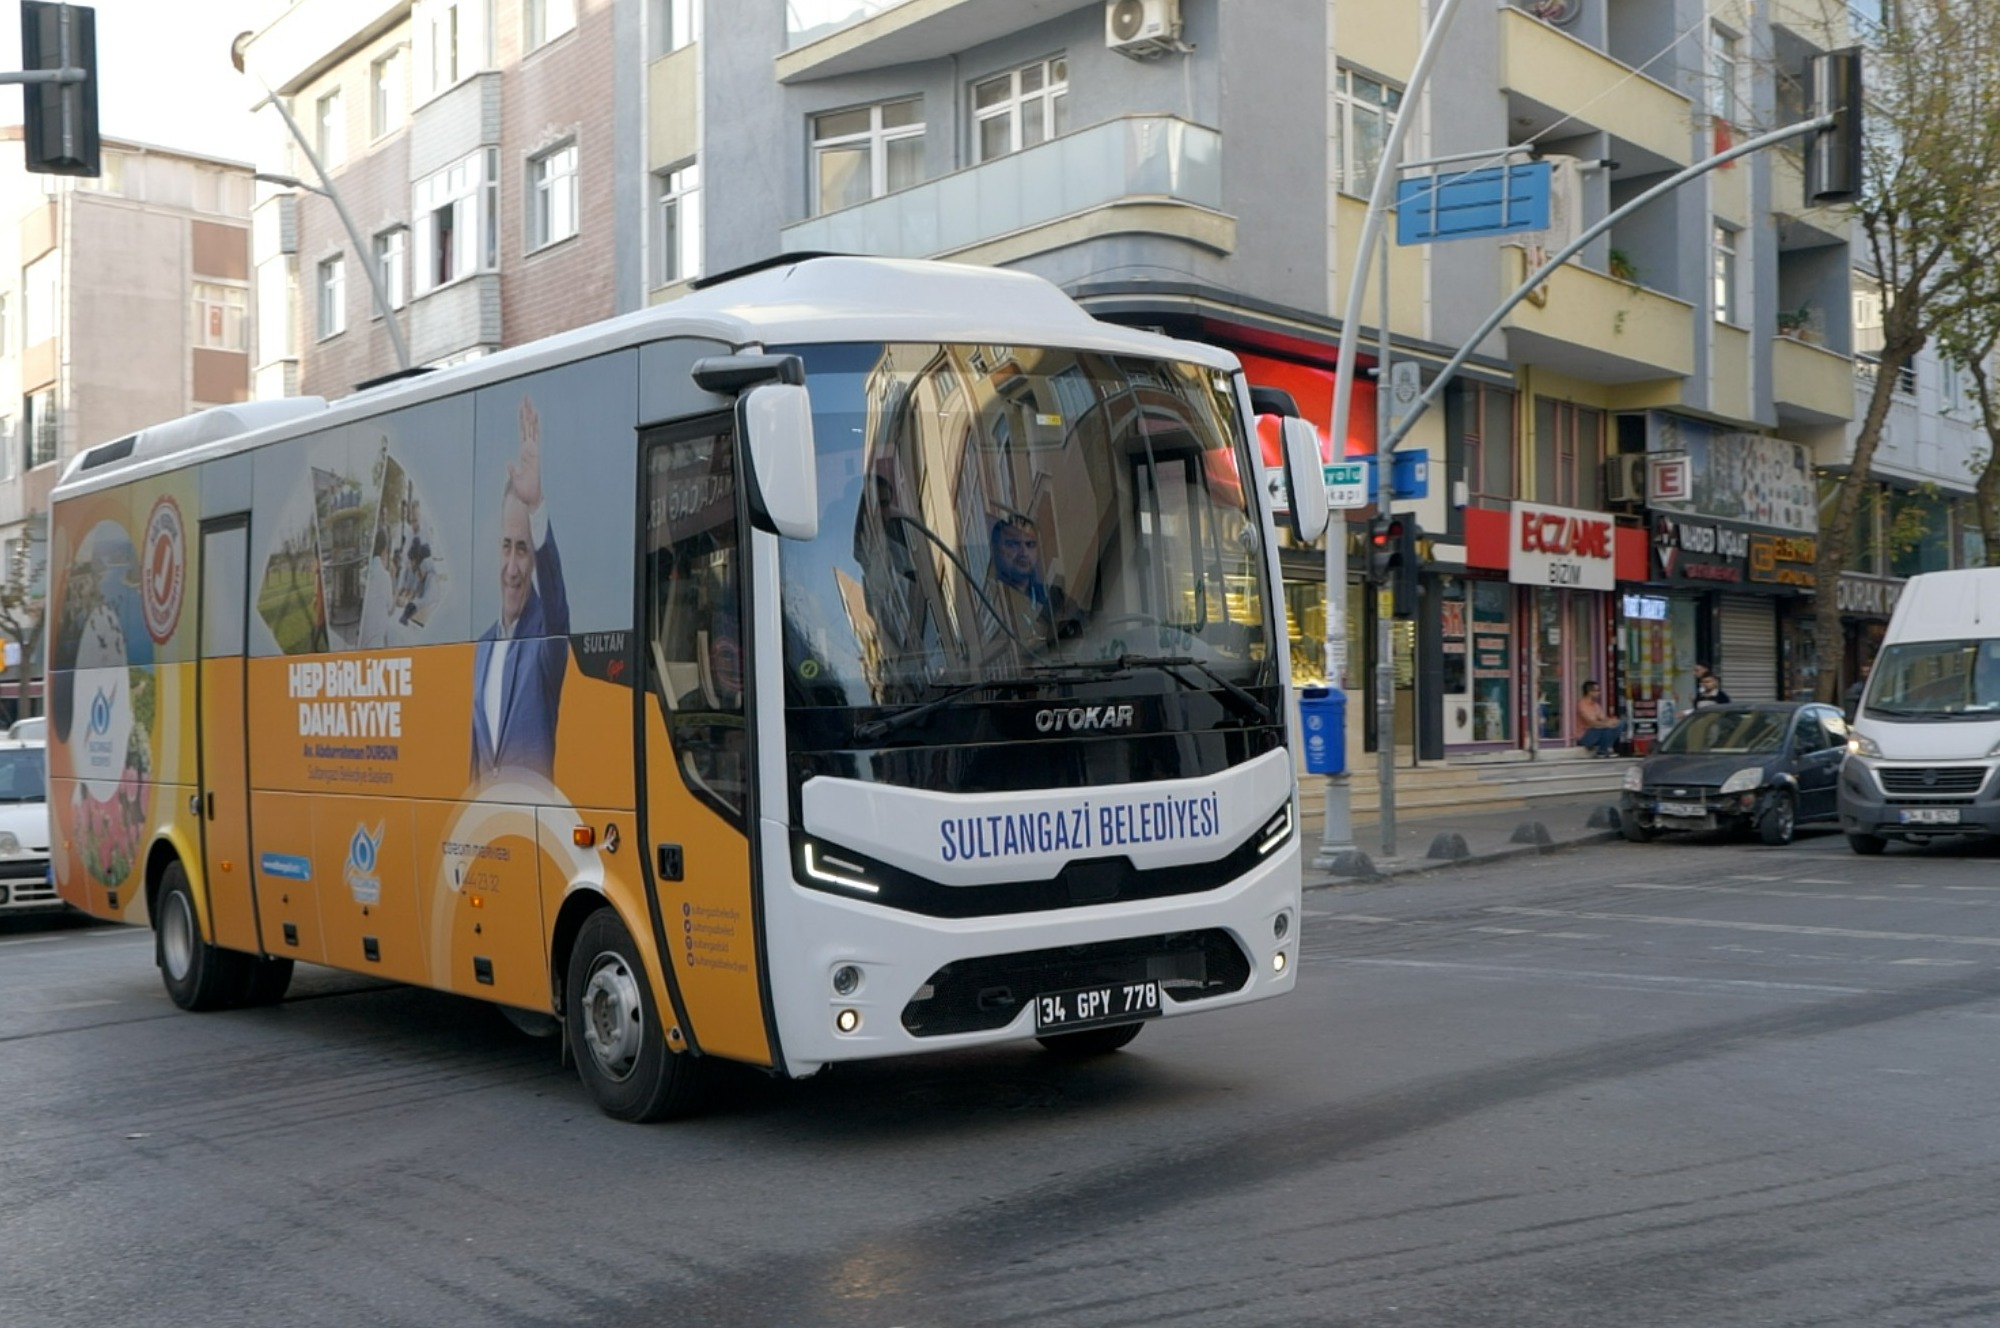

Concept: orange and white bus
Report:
left=47, top=256, right=1329, bottom=1120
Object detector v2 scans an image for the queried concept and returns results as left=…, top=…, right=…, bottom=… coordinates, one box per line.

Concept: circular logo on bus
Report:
left=141, top=496, right=186, bottom=644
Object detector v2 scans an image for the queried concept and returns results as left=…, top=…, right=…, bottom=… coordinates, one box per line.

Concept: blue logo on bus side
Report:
left=88, top=687, right=114, bottom=737
left=344, top=823, right=384, bottom=904
left=259, top=853, right=312, bottom=882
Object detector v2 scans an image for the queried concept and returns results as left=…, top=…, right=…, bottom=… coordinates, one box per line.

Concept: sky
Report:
left=0, top=0, right=289, bottom=164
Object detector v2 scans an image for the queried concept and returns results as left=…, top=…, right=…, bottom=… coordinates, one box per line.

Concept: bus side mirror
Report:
left=738, top=382, right=819, bottom=541
left=1281, top=416, right=1329, bottom=543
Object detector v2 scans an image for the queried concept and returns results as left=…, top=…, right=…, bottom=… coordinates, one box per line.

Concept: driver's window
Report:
left=1792, top=714, right=1822, bottom=751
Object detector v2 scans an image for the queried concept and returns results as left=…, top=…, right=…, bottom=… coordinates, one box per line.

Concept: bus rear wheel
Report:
left=156, top=862, right=252, bottom=1012
left=1037, top=1022, right=1144, bottom=1057
left=565, top=907, right=707, bottom=1122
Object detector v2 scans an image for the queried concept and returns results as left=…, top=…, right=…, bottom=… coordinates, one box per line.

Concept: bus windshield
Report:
left=777, top=342, right=1269, bottom=712
left=1867, top=639, right=2000, bottom=718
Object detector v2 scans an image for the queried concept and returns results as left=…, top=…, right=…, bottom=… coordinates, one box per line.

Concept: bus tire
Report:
left=156, top=862, right=251, bottom=1012
left=565, top=907, right=705, bottom=1122
left=1037, top=1022, right=1144, bottom=1057
left=238, top=956, right=295, bottom=1007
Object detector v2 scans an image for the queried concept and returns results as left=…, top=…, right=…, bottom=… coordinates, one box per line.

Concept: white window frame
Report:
left=316, top=88, right=346, bottom=168
left=1710, top=24, right=1741, bottom=125
left=412, top=149, right=497, bottom=294
left=811, top=98, right=924, bottom=216
left=526, top=0, right=577, bottom=50
left=0, top=415, right=14, bottom=482
left=527, top=141, right=580, bottom=251
left=1334, top=66, right=1404, bottom=196
left=373, top=227, right=408, bottom=313
left=25, top=388, right=58, bottom=469
left=192, top=282, right=250, bottom=351
left=371, top=47, right=406, bottom=139
left=317, top=256, right=347, bottom=339
left=971, top=57, right=1068, bottom=164
left=649, top=0, right=698, bottom=58
left=1713, top=223, right=1740, bottom=326
left=416, top=0, right=490, bottom=101
left=653, top=161, right=701, bottom=288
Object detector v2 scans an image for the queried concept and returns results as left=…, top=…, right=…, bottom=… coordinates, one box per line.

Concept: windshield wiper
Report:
left=853, top=681, right=996, bottom=744
left=1110, top=653, right=1274, bottom=726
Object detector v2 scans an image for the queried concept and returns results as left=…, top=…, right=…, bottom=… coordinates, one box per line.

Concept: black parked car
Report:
left=1620, top=702, right=1849, bottom=846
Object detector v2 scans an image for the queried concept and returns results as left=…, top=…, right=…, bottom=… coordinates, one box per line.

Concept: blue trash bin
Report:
left=1298, top=686, right=1346, bottom=776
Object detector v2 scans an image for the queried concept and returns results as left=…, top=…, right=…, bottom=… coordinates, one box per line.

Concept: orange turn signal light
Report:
left=573, top=826, right=596, bottom=848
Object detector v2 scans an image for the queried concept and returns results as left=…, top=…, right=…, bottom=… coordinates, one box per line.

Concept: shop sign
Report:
left=1510, top=501, right=1615, bottom=590
left=1747, top=532, right=1817, bottom=588
left=1653, top=513, right=1750, bottom=584
left=1473, top=634, right=1510, bottom=672
left=1836, top=572, right=1904, bottom=619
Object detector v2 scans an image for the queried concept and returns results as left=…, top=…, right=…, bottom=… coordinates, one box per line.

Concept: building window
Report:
left=1464, top=383, right=1517, bottom=505
left=812, top=99, right=924, bottom=215
left=0, top=416, right=13, bottom=481
left=373, top=228, right=408, bottom=312
left=1710, top=24, right=1741, bottom=125
left=526, top=0, right=576, bottom=49
left=22, top=252, right=57, bottom=347
left=1532, top=398, right=1605, bottom=508
left=417, top=0, right=488, bottom=99
left=1334, top=67, right=1403, bottom=195
left=316, top=88, right=346, bottom=168
left=371, top=47, right=406, bottom=138
left=1713, top=223, right=1739, bottom=325
left=649, top=0, right=697, bottom=58
left=24, top=389, right=57, bottom=469
left=317, top=255, right=346, bottom=339
left=527, top=141, right=579, bottom=251
left=412, top=150, right=497, bottom=293
left=972, top=57, right=1068, bottom=163
left=654, top=162, right=701, bottom=287
left=192, top=283, right=249, bottom=351
left=256, top=258, right=296, bottom=364
left=0, top=293, right=9, bottom=353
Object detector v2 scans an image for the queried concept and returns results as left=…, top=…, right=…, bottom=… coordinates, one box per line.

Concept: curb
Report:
left=1304, top=829, right=1624, bottom=888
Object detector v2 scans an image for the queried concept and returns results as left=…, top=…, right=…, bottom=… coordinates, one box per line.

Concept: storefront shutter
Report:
left=1718, top=596, right=1780, bottom=701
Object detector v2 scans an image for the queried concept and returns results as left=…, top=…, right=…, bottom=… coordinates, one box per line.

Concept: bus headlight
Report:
left=802, top=841, right=880, bottom=895
left=832, top=964, right=862, bottom=996
left=1256, top=805, right=1293, bottom=856
left=835, top=1009, right=861, bottom=1033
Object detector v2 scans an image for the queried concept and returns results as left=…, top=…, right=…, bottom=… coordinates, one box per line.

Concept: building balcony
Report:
left=1773, top=334, right=1853, bottom=425
left=1500, top=245, right=1694, bottom=385
left=779, top=0, right=1095, bottom=83
left=1499, top=7, right=1692, bottom=174
left=780, top=115, right=1231, bottom=263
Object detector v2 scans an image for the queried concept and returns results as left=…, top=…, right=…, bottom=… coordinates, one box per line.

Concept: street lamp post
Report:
left=233, top=34, right=412, bottom=373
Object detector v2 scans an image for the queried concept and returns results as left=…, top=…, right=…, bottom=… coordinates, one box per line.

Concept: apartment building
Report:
left=0, top=132, right=254, bottom=718
left=239, top=0, right=646, bottom=400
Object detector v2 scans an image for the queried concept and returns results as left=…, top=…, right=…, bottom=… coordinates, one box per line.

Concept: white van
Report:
left=1839, top=568, right=2000, bottom=854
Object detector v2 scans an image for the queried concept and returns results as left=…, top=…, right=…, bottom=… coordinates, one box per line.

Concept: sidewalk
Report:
left=1298, top=791, right=1626, bottom=887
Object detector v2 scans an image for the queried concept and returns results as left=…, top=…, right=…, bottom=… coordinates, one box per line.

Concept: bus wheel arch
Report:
left=561, top=899, right=710, bottom=1122
left=144, top=837, right=188, bottom=927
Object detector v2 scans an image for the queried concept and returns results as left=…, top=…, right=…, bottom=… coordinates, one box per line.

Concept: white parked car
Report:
left=0, top=739, right=54, bottom=914
left=7, top=716, right=45, bottom=742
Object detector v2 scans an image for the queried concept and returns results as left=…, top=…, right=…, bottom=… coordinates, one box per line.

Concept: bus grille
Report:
left=900, top=930, right=1251, bottom=1038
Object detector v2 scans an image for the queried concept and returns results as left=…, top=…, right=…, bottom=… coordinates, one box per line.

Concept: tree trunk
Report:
left=1812, top=345, right=1917, bottom=702
left=1968, top=356, right=2000, bottom=563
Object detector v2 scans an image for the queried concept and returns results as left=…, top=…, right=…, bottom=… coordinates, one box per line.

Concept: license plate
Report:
left=1034, top=980, right=1162, bottom=1033
left=1899, top=807, right=1961, bottom=825
left=1655, top=801, right=1706, bottom=819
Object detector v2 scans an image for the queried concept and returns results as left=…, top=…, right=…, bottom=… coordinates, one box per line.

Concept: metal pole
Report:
left=1375, top=227, right=1396, bottom=861
left=250, top=83, right=413, bottom=373
left=1316, top=0, right=1469, bottom=877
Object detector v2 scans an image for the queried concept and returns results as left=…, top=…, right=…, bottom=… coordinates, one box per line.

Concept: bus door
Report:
left=196, top=518, right=261, bottom=953
left=636, top=423, right=773, bottom=1067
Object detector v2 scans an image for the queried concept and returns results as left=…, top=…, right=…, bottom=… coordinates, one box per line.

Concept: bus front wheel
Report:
left=156, top=862, right=251, bottom=1012
left=565, top=907, right=707, bottom=1122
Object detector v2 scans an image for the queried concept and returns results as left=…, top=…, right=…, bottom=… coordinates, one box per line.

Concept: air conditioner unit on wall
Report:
left=1106, top=0, right=1181, bottom=59
left=1604, top=453, right=1647, bottom=505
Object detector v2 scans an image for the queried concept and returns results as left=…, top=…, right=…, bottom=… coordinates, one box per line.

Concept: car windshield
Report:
left=1658, top=708, right=1787, bottom=755
left=776, top=342, right=1270, bottom=710
left=0, top=747, right=45, bottom=802
left=1866, top=639, right=2000, bottom=717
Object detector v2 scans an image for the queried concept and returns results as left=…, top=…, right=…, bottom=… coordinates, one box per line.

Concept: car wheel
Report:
left=565, top=906, right=708, bottom=1122
left=1620, top=818, right=1656, bottom=843
left=1846, top=832, right=1888, bottom=856
left=1758, top=792, right=1796, bottom=846
left=155, top=862, right=252, bottom=1011
left=1037, top=1022, right=1144, bottom=1057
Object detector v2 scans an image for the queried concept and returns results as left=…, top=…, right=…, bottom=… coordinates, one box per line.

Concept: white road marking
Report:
left=1890, top=958, right=1978, bottom=967
left=1472, top=926, right=1534, bottom=935
left=39, top=998, right=118, bottom=1011
left=1613, top=881, right=1997, bottom=908
left=1489, top=905, right=2000, bottom=949
left=1335, top=956, right=1874, bottom=996
left=1325, top=914, right=1405, bottom=925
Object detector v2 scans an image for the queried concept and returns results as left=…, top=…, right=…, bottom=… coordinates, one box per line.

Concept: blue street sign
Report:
left=1350, top=450, right=1431, bottom=502
left=1396, top=162, right=1551, bottom=245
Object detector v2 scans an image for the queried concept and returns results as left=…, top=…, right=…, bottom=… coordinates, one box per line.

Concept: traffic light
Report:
left=1391, top=519, right=1421, bottom=620
left=20, top=2, right=100, bottom=178
left=1804, top=47, right=1862, bottom=205
left=1367, top=514, right=1401, bottom=584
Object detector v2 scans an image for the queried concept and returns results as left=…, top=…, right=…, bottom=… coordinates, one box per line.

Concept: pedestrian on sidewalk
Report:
left=1691, top=671, right=1731, bottom=710
left=1575, top=680, right=1623, bottom=757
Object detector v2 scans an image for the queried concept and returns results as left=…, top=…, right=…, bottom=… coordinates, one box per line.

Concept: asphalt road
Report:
left=5, top=827, right=1999, bottom=1327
